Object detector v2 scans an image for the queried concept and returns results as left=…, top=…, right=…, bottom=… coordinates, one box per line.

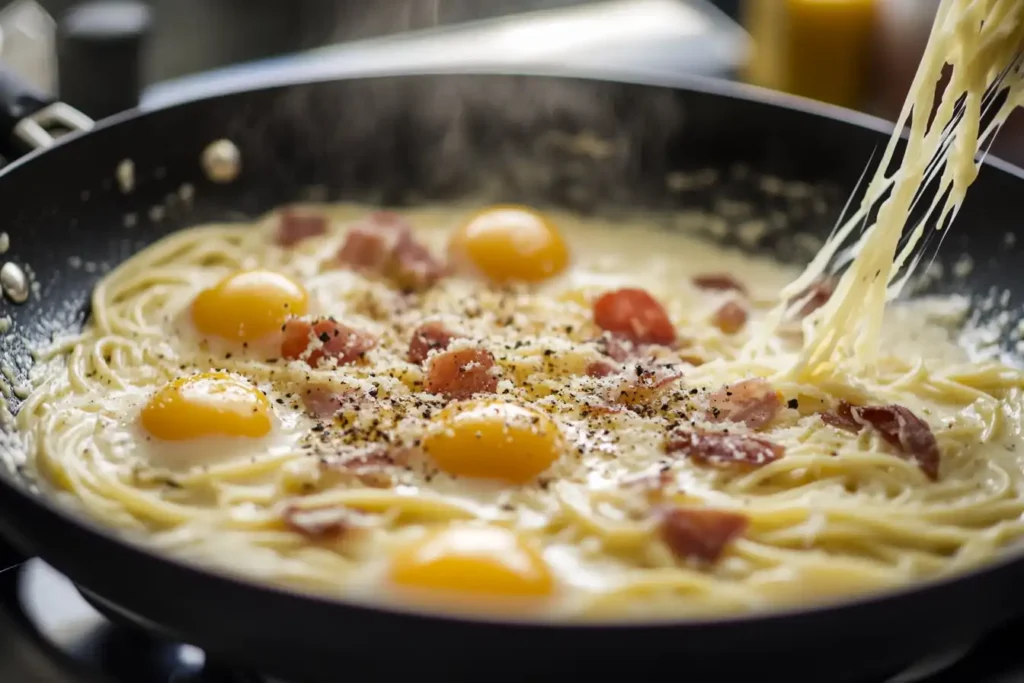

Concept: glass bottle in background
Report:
left=741, top=0, right=876, bottom=110
left=872, top=0, right=1024, bottom=166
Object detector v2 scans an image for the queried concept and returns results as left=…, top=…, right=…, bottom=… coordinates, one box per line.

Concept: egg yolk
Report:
left=191, top=270, right=308, bottom=342
left=422, top=399, right=562, bottom=483
left=141, top=372, right=272, bottom=441
left=390, top=526, right=554, bottom=598
left=448, top=205, right=569, bottom=284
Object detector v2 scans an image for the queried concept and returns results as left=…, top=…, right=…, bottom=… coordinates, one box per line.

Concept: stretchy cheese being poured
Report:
left=763, top=0, right=1024, bottom=379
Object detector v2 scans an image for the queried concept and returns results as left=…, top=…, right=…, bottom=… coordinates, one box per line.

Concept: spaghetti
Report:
left=14, top=0, right=1024, bottom=618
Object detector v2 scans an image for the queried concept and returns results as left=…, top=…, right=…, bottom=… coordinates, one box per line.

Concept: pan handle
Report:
left=0, top=68, right=94, bottom=160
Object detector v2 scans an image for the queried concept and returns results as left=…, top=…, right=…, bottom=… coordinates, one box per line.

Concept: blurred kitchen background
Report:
left=2, top=0, right=1023, bottom=164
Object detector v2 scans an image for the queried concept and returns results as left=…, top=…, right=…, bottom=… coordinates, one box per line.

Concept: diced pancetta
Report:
left=326, top=445, right=416, bottom=488
left=585, top=358, right=621, bottom=378
left=426, top=347, right=498, bottom=400
left=282, top=504, right=364, bottom=540
left=692, top=273, right=747, bottom=295
left=667, top=430, right=785, bottom=469
left=659, top=506, right=749, bottom=563
left=711, top=301, right=748, bottom=335
left=336, top=212, right=444, bottom=290
left=608, top=364, right=682, bottom=406
left=822, top=401, right=940, bottom=480
left=706, top=378, right=782, bottom=430
left=301, top=385, right=356, bottom=419
left=281, top=318, right=376, bottom=368
left=408, top=321, right=458, bottom=365
left=820, top=401, right=859, bottom=433
left=276, top=211, right=328, bottom=247
left=596, top=332, right=636, bottom=362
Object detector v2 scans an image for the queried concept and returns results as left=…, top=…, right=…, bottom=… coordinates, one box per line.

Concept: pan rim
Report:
left=0, top=64, right=1021, bottom=633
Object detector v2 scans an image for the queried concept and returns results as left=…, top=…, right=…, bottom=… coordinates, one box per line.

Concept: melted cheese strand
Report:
left=775, top=0, right=1024, bottom=379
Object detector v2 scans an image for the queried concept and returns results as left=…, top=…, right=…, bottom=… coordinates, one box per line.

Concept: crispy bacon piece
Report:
left=391, top=232, right=446, bottom=291
left=659, top=506, right=749, bottom=563
left=856, top=406, right=940, bottom=480
left=426, top=347, right=498, bottom=400
left=408, top=321, right=458, bottom=365
left=711, top=301, right=748, bottom=335
left=822, top=402, right=940, bottom=480
left=336, top=212, right=444, bottom=290
left=282, top=505, right=360, bottom=540
left=282, top=318, right=376, bottom=368
left=667, top=430, right=784, bottom=470
left=276, top=211, right=328, bottom=247
left=593, top=288, right=676, bottom=346
left=706, top=378, right=782, bottom=430
left=609, top=365, right=682, bottom=405
left=692, top=273, right=747, bottom=295
left=337, top=213, right=404, bottom=271
left=328, top=445, right=416, bottom=488
left=821, top=401, right=859, bottom=433
left=793, top=277, right=836, bottom=318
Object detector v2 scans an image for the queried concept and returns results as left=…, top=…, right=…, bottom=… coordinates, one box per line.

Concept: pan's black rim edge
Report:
left=0, top=64, right=1021, bottom=633
left=10, top=62, right=1024, bottom=184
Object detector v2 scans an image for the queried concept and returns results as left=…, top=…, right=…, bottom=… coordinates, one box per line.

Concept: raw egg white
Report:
left=130, top=372, right=305, bottom=470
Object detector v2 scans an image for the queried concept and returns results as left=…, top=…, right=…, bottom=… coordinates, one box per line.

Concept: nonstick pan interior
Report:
left=0, top=71, right=1024, bottom=682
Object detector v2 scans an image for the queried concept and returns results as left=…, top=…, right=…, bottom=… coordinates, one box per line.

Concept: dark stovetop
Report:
left=1, top=537, right=1024, bottom=683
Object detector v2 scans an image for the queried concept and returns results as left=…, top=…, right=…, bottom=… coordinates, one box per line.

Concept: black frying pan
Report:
left=0, top=65, right=1021, bottom=683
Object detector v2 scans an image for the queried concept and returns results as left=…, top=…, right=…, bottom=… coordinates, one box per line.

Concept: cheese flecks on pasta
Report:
left=15, top=201, right=1024, bottom=618
left=14, top=0, right=1024, bottom=619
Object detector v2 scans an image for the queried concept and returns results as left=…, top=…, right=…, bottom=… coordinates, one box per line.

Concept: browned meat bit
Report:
left=408, top=321, right=458, bottom=365
left=327, top=445, right=416, bottom=488
left=336, top=211, right=444, bottom=290
left=337, top=212, right=404, bottom=271
left=585, top=358, right=621, bottom=378
left=711, top=301, right=748, bottom=335
left=706, top=378, right=782, bottom=430
left=282, top=505, right=364, bottom=540
left=608, top=365, right=682, bottom=406
left=821, top=401, right=940, bottom=480
left=281, top=318, right=376, bottom=368
left=792, top=277, right=836, bottom=318
left=659, top=506, right=749, bottom=563
left=426, top=347, right=498, bottom=400
left=276, top=210, right=328, bottom=247
left=667, top=430, right=784, bottom=470
left=820, top=401, right=860, bottom=433
left=692, top=273, right=748, bottom=296
left=593, top=331, right=696, bottom=367
left=301, top=385, right=359, bottom=419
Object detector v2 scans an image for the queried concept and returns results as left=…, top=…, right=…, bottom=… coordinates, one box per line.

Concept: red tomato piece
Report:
left=593, top=288, right=676, bottom=346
